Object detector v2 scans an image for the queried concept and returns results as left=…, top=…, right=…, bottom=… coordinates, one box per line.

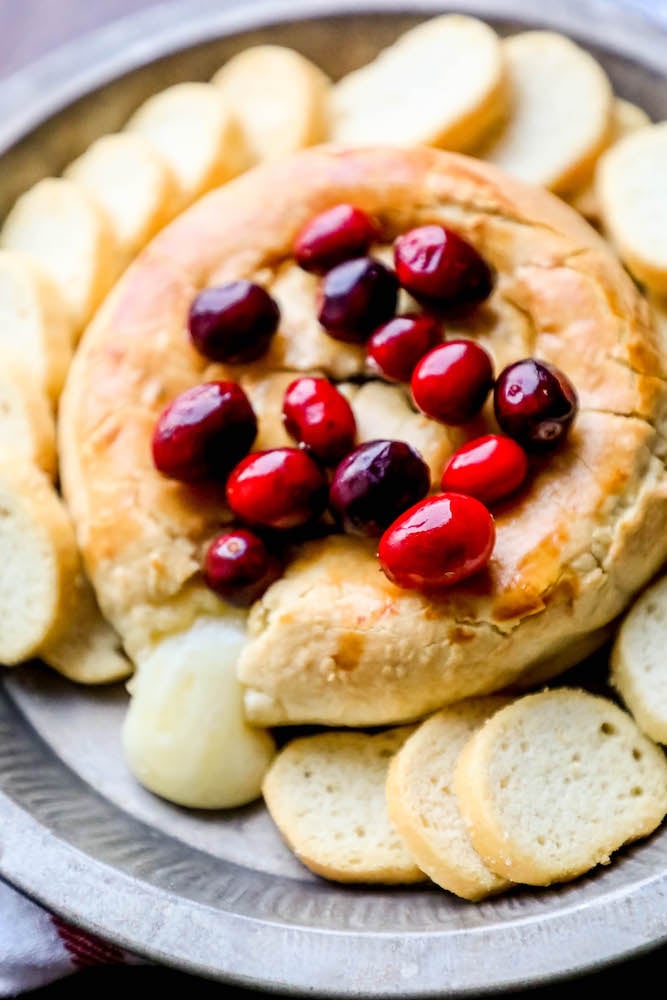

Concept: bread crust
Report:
left=58, top=145, right=667, bottom=724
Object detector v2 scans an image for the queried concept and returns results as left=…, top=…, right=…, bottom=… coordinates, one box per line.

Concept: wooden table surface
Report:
left=1, top=1, right=667, bottom=998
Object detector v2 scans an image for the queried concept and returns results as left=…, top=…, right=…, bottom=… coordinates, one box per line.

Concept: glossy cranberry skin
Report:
left=152, top=381, right=257, bottom=482
left=493, top=359, right=578, bottom=452
left=394, top=225, right=493, bottom=308
left=366, top=313, right=443, bottom=382
left=411, top=340, right=494, bottom=425
left=294, top=204, right=379, bottom=274
left=378, top=492, right=495, bottom=591
left=188, top=280, right=280, bottom=363
left=317, top=257, right=398, bottom=343
left=329, top=439, right=430, bottom=537
left=226, top=447, right=328, bottom=529
left=203, top=527, right=282, bottom=605
left=282, top=376, right=357, bottom=465
left=440, top=434, right=528, bottom=505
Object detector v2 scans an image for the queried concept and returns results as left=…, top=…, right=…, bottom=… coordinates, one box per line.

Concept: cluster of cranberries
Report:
left=151, top=203, right=578, bottom=603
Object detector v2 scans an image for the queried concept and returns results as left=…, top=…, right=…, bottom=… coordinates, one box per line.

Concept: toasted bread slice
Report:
left=212, top=45, right=331, bottom=163
left=479, top=31, right=613, bottom=194
left=0, top=361, right=57, bottom=480
left=596, top=121, right=667, bottom=293
left=122, top=616, right=276, bottom=809
left=329, top=14, right=509, bottom=152
left=610, top=573, right=667, bottom=744
left=124, top=82, right=249, bottom=210
left=0, top=250, right=72, bottom=403
left=65, top=132, right=180, bottom=269
left=454, top=688, right=667, bottom=886
left=262, top=727, right=427, bottom=883
left=0, top=178, right=120, bottom=340
left=386, top=697, right=514, bottom=900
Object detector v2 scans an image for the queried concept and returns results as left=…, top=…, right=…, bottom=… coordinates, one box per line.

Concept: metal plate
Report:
left=1, top=1, right=667, bottom=994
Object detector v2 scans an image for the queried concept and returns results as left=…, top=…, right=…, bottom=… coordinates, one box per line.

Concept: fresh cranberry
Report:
left=494, top=359, right=578, bottom=452
left=282, top=376, right=356, bottom=465
left=203, top=527, right=282, bottom=605
left=329, top=439, right=430, bottom=537
left=440, top=434, right=528, bottom=505
left=226, top=447, right=328, bottom=529
left=317, top=257, right=398, bottom=343
left=294, top=204, right=379, bottom=273
left=366, top=313, right=443, bottom=382
left=394, top=225, right=493, bottom=308
left=378, top=492, right=495, bottom=591
left=152, top=381, right=257, bottom=482
left=411, top=340, right=494, bottom=425
left=188, top=280, right=280, bottom=363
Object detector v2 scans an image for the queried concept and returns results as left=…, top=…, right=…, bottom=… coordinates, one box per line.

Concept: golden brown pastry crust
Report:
left=58, top=145, right=667, bottom=724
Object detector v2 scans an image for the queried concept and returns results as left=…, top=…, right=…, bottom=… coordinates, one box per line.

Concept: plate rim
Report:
left=1, top=0, right=667, bottom=995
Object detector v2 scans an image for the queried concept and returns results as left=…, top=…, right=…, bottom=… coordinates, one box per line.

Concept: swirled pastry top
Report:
left=58, top=145, right=667, bottom=726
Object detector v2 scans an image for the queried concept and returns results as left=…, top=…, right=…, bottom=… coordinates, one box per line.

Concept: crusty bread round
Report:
left=478, top=30, right=614, bottom=194
left=57, top=144, right=667, bottom=727
left=262, top=726, right=425, bottom=883
left=0, top=361, right=57, bottom=480
left=596, top=121, right=667, bottom=294
left=610, top=573, right=667, bottom=744
left=386, top=697, right=513, bottom=900
left=329, top=14, right=509, bottom=152
left=453, top=688, right=667, bottom=886
left=212, top=45, right=331, bottom=164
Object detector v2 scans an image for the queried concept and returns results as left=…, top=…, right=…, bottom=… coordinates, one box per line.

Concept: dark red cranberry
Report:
left=203, top=527, right=282, bottom=605
left=317, top=257, right=398, bottom=343
left=329, top=439, right=430, bottom=537
left=366, top=313, right=443, bottom=382
left=188, top=280, right=280, bottom=363
left=282, top=376, right=356, bottom=465
left=226, top=447, right=328, bottom=529
left=394, top=225, right=493, bottom=308
left=152, top=381, right=257, bottom=482
left=294, top=204, right=378, bottom=273
left=411, top=340, right=494, bottom=425
left=440, top=434, right=528, bottom=505
left=493, top=359, right=578, bottom=452
left=378, top=492, right=495, bottom=591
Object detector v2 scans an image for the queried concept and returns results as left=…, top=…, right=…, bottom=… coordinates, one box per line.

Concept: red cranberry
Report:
left=282, top=376, right=356, bottom=465
left=366, top=313, right=443, bottom=382
left=294, top=204, right=378, bottom=274
left=188, top=280, right=280, bottom=363
left=378, top=492, right=495, bottom=591
left=493, top=359, right=578, bottom=452
left=329, top=439, right=430, bottom=537
left=440, top=434, right=528, bottom=505
left=152, top=381, right=257, bottom=482
left=203, top=527, right=282, bottom=605
left=317, top=257, right=398, bottom=343
left=226, top=447, right=328, bottom=529
left=411, top=340, right=494, bottom=425
left=394, top=225, right=493, bottom=308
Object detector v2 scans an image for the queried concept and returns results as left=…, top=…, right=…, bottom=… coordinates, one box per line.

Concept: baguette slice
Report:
left=125, top=82, right=249, bottom=210
left=386, top=697, right=514, bottom=900
left=479, top=31, right=613, bottom=193
left=454, top=688, right=667, bottom=886
left=596, top=121, right=667, bottom=293
left=65, top=132, right=180, bottom=269
left=0, top=361, right=57, bottom=480
left=262, top=727, right=427, bottom=884
left=0, top=250, right=73, bottom=404
left=0, top=178, right=120, bottom=340
left=329, top=14, right=509, bottom=152
left=610, top=573, right=667, bottom=744
left=212, top=45, right=331, bottom=163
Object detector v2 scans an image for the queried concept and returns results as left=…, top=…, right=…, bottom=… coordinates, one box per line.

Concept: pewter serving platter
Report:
left=1, top=0, right=667, bottom=994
